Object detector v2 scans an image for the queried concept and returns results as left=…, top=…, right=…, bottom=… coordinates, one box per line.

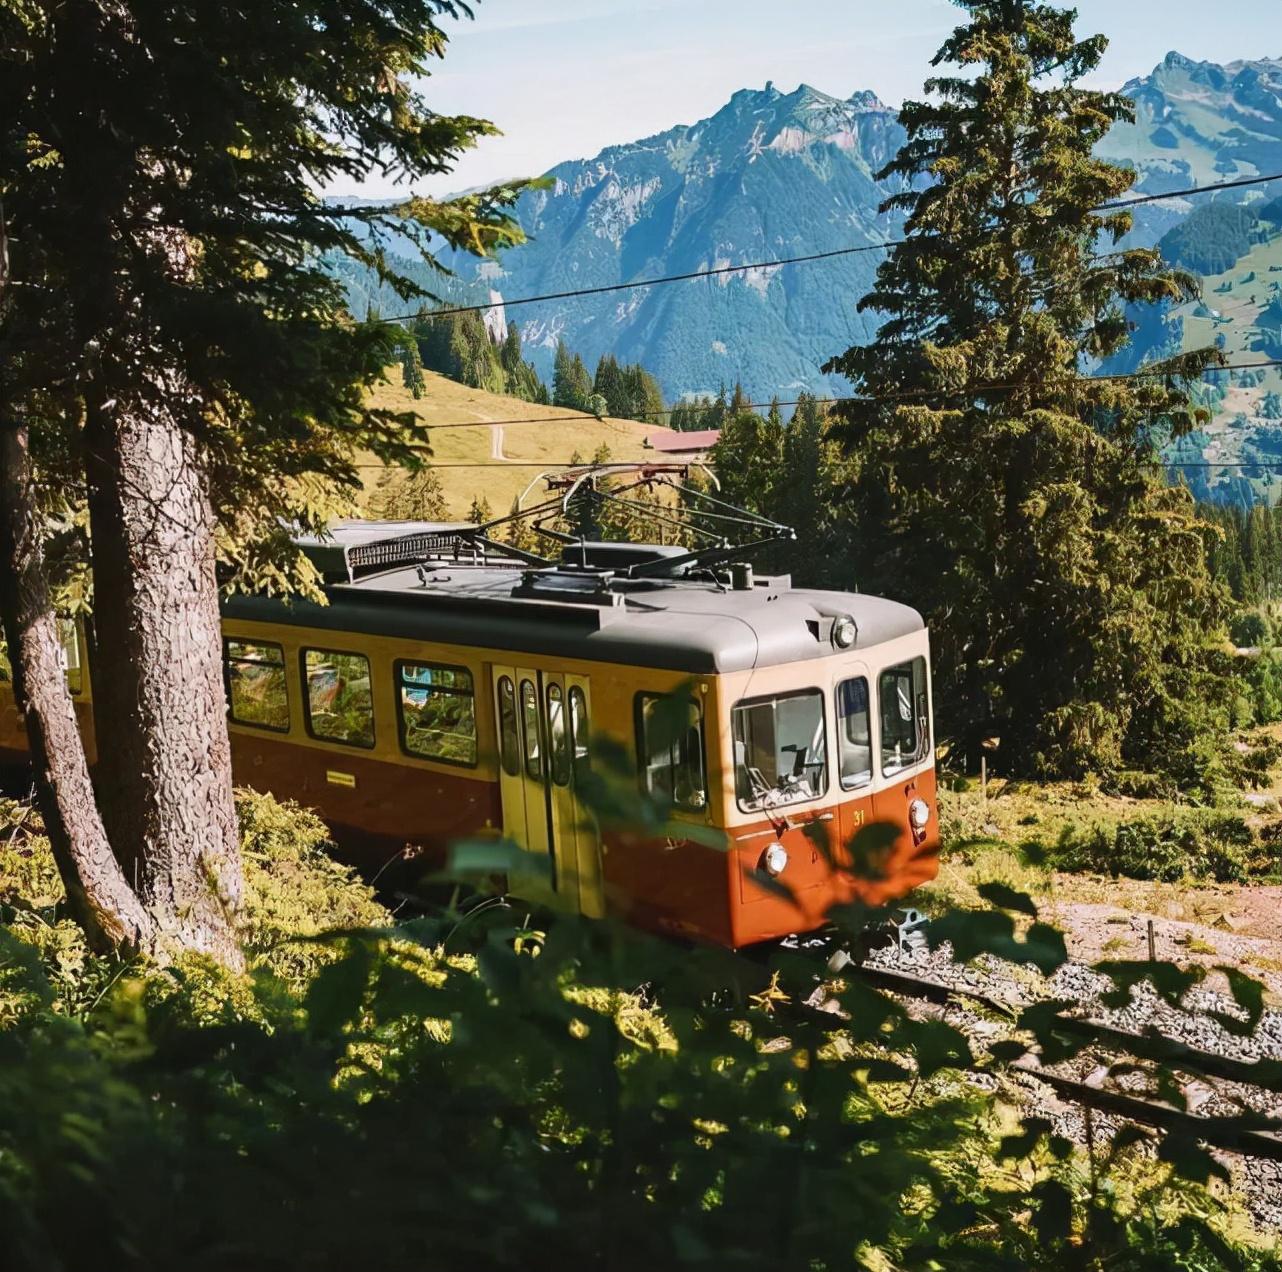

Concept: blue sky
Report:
left=353, top=0, right=1282, bottom=197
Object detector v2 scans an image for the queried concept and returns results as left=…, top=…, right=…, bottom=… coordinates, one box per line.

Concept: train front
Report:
left=619, top=585, right=940, bottom=951
left=711, top=592, right=939, bottom=947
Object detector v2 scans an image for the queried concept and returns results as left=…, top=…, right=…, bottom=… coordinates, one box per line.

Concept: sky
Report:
left=347, top=0, right=1282, bottom=198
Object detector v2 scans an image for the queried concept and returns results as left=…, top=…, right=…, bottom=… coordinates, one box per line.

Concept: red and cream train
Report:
left=0, top=519, right=940, bottom=950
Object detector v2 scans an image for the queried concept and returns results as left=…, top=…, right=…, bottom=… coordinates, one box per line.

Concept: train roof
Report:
left=224, top=523, right=924, bottom=675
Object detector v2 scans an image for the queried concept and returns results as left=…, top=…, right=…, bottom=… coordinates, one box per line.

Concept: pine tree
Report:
left=553, top=341, right=593, bottom=411
left=503, top=496, right=541, bottom=554
left=467, top=494, right=494, bottom=527
left=710, top=402, right=784, bottom=516
left=824, top=0, right=1231, bottom=785
left=372, top=466, right=449, bottom=522
left=401, top=338, right=426, bottom=399
left=593, top=354, right=626, bottom=417
left=0, top=0, right=531, bottom=960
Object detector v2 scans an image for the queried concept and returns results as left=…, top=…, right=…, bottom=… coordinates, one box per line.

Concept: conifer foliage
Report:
left=825, top=0, right=1233, bottom=784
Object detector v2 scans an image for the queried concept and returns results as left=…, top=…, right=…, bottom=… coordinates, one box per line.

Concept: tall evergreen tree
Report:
left=0, top=0, right=530, bottom=959
left=373, top=465, right=449, bottom=522
left=553, top=341, right=593, bottom=411
left=401, top=338, right=426, bottom=399
left=824, top=0, right=1231, bottom=784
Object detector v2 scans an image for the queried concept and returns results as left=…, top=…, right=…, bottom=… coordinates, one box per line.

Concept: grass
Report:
left=362, top=371, right=658, bottom=519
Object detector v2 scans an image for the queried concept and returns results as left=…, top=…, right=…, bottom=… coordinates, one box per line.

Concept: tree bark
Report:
left=86, top=395, right=244, bottom=967
left=0, top=421, right=156, bottom=952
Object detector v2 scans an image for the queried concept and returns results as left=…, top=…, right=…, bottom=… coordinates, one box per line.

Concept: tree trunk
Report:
left=0, top=421, right=156, bottom=952
left=86, top=396, right=243, bottom=967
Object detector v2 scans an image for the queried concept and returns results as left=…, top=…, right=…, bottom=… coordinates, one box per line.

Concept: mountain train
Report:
left=0, top=470, right=940, bottom=950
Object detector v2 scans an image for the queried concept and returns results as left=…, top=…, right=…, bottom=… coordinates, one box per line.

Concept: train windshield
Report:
left=880, top=658, right=929, bottom=775
left=732, top=689, right=827, bottom=811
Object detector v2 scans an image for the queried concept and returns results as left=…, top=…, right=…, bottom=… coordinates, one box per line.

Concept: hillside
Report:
left=361, top=371, right=655, bottom=519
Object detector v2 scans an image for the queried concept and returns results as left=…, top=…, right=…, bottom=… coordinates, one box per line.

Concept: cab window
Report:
left=226, top=639, right=289, bottom=731
left=396, top=662, right=476, bottom=766
left=879, top=658, right=929, bottom=775
left=636, top=693, right=707, bottom=811
left=732, top=689, right=827, bottom=811
left=303, top=648, right=375, bottom=748
left=837, top=677, right=872, bottom=790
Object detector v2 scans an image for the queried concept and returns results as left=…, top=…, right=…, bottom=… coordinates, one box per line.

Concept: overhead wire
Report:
left=365, top=170, right=1282, bottom=328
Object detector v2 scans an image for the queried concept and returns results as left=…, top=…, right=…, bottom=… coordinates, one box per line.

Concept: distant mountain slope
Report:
left=344, top=53, right=1282, bottom=409
left=435, top=83, right=909, bottom=402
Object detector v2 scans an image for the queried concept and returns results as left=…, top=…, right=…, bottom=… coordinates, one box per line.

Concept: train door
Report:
left=491, top=667, right=604, bottom=917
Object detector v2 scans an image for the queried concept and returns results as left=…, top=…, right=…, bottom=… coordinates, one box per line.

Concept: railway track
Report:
left=792, top=959, right=1282, bottom=1162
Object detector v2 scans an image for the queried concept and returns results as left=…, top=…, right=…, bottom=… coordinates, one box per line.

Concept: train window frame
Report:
left=394, top=660, right=477, bottom=769
left=879, top=657, right=930, bottom=777
left=497, top=677, right=521, bottom=777
left=547, top=683, right=571, bottom=788
left=224, top=638, right=290, bottom=733
left=836, top=676, right=873, bottom=792
left=301, top=646, right=376, bottom=751
left=635, top=692, right=707, bottom=813
left=519, top=678, right=542, bottom=781
left=731, top=687, right=829, bottom=814
left=568, top=686, right=591, bottom=780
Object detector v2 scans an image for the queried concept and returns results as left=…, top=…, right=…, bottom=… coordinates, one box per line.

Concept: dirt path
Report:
left=490, top=423, right=507, bottom=460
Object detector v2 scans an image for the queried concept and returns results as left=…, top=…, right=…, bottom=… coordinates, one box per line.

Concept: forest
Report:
left=2, top=1, right=1282, bottom=1268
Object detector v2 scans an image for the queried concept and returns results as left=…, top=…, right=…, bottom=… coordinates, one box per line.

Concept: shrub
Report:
left=1049, top=809, right=1255, bottom=883
left=1230, top=609, right=1271, bottom=647
left=0, top=791, right=391, bottom=1015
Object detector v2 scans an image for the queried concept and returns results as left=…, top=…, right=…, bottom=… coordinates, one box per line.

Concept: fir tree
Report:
left=503, top=496, right=541, bottom=554
left=401, top=338, right=426, bottom=399
left=467, top=494, right=494, bottom=527
left=374, top=466, right=449, bottom=522
left=710, top=402, right=784, bottom=516
left=553, top=342, right=593, bottom=410
left=824, top=0, right=1231, bottom=785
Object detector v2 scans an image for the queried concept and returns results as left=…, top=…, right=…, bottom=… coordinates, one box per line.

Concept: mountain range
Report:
left=342, top=52, right=1282, bottom=437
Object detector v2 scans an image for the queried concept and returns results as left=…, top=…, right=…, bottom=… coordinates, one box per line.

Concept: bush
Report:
left=0, top=799, right=1278, bottom=1269
left=1231, top=609, right=1272, bottom=647
left=1049, top=809, right=1255, bottom=883
left=0, top=791, right=391, bottom=1013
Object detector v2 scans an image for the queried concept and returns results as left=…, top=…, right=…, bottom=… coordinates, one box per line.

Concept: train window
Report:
left=879, top=658, right=929, bottom=776
left=568, top=686, right=591, bottom=778
left=497, top=677, right=520, bottom=777
left=520, top=678, right=542, bottom=780
left=636, top=693, right=707, bottom=812
left=225, top=639, right=289, bottom=732
left=837, top=677, right=872, bottom=791
left=547, top=684, right=571, bottom=787
left=732, top=689, right=828, bottom=812
left=59, top=620, right=83, bottom=695
left=302, top=648, right=375, bottom=749
left=396, top=662, right=476, bottom=767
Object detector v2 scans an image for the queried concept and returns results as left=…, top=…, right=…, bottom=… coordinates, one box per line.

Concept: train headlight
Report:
left=762, top=842, right=789, bottom=877
left=832, top=615, right=858, bottom=649
left=909, top=798, right=931, bottom=831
